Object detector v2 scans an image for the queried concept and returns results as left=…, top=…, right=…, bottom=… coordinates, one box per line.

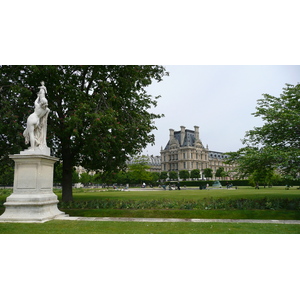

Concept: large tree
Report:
left=0, top=65, right=167, bottom=201
left=227, top=83, right=300, bottom=179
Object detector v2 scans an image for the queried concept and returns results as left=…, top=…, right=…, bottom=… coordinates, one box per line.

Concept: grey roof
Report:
left=208, top=151, right=229, bottom=160
left=164, top=128, right=228, bottom=159
left=164, top=129, right=197, bottom=150
left=127, top=155, right=161, bottom=166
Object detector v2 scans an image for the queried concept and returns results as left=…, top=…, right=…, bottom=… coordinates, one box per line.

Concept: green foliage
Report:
left=169, top=171, right=178, bottom=180
left=215, top=167, right=227, bottom=179
left=203, top=168, right=213, bottom=179
left=160, top=171, right=168, bottom=181
left=63, top=208, right=300, bottom=221
left=0, top=158, right=14, bottom=186
left=113, top=171, right=129, bottom=185
left=54, top=162, right=79, bottom=185
left=227, top=83, right=300, bottom=179
left=248, top=170, right=281, bottom=187
left=53, top=162, right=63, bottom=184
left=190, top=169, right=200, bottom=180
left=127, top=156, right=152, bottom=184
left=52, top=186, right=300, bottom=212
left=0, top=65, right=168, bottom=201
left=79, top=172, right=93, bottom=185
left=179, top=170, right=190, bottom=180
left=57, top=192, right=300, bottom=211
left=178, top=180, right=250, bottom=187
left=150, top=172, right=160, bottom=185
left=226, top=147, right=278, bottom=180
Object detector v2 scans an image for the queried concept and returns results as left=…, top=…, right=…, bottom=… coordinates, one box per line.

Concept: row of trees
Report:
left=0, top=156, right=232, bottom=187
left=160, top=167, right=231, bottom=181
left=63, top=166, right=232, bottom=187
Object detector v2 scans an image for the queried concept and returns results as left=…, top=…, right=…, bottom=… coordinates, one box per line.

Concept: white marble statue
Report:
left=23, top=81, right=50, bottom=152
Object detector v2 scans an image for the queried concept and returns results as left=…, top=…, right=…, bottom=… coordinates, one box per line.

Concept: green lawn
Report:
left=63, top=208, right=300, bottom=220
left=57, top=186, right=300, bottom=202
left=1, top=186, right=300, bottom=233
left=0, top=220, right=299, bottom=234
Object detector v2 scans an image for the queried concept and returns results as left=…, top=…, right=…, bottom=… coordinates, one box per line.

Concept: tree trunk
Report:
left=62, top=145, right=74, bottom=202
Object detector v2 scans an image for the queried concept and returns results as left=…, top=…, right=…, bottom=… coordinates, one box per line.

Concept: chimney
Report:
left=180, top=126, right=185, bottom=146
left=194, top=125, right=199, bottom=140
left=169, top=128, right=174, bottom=141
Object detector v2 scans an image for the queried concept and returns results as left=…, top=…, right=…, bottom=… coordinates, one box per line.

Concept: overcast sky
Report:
left=143, top=65, right=300, bottom=156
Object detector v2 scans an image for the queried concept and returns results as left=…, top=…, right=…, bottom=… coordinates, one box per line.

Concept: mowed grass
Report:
left=1, top=186, right=300, bottom=233
left=57, top=186, right=300, bottom=202
left=63, top=208, right=300, bottom=220
left=57, top=186, right=300, bottom=220
left=0, top=220, right=300, bottom=234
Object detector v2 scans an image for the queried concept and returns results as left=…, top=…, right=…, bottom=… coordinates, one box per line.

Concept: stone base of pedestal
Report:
left=0, top=153, right=67, bottom=223
left=0, top=194, right=66, bottom=223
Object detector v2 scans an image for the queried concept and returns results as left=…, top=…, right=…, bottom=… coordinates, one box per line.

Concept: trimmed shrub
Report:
left=58, top=197, right=300, bottom=211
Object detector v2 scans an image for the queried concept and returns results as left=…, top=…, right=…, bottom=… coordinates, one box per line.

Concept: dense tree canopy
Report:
left=215, top=167, right=226, bottom=179
left=127, top=156, right=152, bottom=184
left=190, top=169, right=200, bottom=180
left=159, top=171, right=168, bottom=182
left=168, top=171, right=178, bottom=181
left=227, top=83, right=300, bottom=180
left=203, top=168, right=213, bottom=179
left=0, top=65, right=167, bottom=201
left=179, top=170, right=190, bottom=180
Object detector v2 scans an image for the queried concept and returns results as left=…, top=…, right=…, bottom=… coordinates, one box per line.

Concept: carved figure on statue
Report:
left=23, top=81, right=50, bottom=154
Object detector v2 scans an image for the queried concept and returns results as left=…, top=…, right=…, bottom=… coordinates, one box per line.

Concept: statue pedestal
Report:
left=0, top=154, right=66, bottom=223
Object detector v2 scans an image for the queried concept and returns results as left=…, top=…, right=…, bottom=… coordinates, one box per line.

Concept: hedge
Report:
left=166, top=180, right=249, bottom=187
left=57, top=197, right=300, bottom=210
left=166, top=179, right=300, bottom=187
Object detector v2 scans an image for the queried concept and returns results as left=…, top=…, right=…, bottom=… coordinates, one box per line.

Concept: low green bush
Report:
left=169, top=179, right=300, bottom=187
left=58, top=196, right=300, bottom=211
left=168, top=180, right=250, bottom=187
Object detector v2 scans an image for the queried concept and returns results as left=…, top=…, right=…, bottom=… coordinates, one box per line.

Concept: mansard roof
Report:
left=163, top=126, right=229, bottom=159
left=164, top=129, right=200, bottom=150
left=208, top=151, right=229, bottom=160
left=127, top=155, right=161, bottom=166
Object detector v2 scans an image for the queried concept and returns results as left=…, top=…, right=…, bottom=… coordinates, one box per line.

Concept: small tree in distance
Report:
left=179, top=170, right=190, bottom=181
left=191, top=169, right=200, bottom=180
left=203, top=168, right=213, bottom=180
left=169, top=171, right=178, bottom=181
left=215, top=167, right=226, bottom=179
left=160, top=171, right=168, bottom=182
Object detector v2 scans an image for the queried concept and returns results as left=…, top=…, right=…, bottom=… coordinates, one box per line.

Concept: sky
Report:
left=143, top=65, right=300, bottom=156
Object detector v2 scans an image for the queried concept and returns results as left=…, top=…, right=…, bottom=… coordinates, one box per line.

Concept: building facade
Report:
left=160, top=126, right=237, bottom=179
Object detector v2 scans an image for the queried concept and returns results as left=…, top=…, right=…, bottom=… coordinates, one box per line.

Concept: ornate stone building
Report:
left=75, top=126, right=236, bottom=179
left=160, top=126, right=237, bottom=179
